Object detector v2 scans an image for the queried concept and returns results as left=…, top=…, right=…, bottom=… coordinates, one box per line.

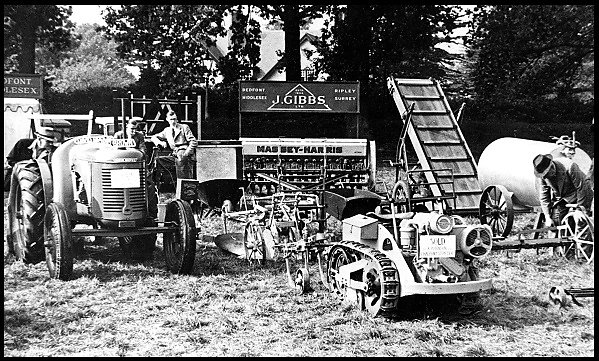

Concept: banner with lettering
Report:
left=239, top=81, right=359, bottom=113
left=4, top=73, right=43, bottom=99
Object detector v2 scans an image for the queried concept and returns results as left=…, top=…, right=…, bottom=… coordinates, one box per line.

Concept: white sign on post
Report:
left=419, top=235, right=456, bottom=258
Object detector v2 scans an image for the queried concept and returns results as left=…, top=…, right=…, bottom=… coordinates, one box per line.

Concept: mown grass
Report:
left=3, top=167, right=594, bottom=357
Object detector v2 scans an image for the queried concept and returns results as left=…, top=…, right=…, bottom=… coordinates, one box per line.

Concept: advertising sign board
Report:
left=239, top=81, right=359, bottom=113
left=4, top=73, right=43, bottom=99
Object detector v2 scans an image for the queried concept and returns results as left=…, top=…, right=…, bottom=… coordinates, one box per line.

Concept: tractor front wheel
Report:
left=163, top=199, right=196, bottom=274
left=44, top=202, right=73, bottom=280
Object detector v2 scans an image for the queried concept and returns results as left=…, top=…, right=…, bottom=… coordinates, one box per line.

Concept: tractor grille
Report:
left=101, top=168, right=146, bottom=213
left=465, top=227, right=492, bottom=257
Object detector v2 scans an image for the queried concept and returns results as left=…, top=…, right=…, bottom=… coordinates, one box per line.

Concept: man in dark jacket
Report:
left=114, top=118, right=148, bottom=158
left=533, top=153, right=594, bottom=255
left=4, top=126, right=66, bottom=191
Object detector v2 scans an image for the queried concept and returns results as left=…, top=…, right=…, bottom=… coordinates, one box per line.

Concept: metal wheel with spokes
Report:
left=44, top=202, right=73, bottom=280
left=479, top=185, right=514, bottom=238
left=561, top=210, right=594, bottom=264
left=244, top=222, right=266, bottom=265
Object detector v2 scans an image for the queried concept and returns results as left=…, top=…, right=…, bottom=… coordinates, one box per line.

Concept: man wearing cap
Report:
left=533, top=153, right=593, bottom=255
left=113, top=118, right=159, bottom=219
left=4, top=126, right=67, bottom=191
left=114, top=118, right=148, bottom=158
left=150, top=110, right=197, bottom=179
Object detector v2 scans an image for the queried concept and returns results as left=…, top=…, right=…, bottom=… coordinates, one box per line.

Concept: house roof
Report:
left=207, top=29, right=320, bottom=80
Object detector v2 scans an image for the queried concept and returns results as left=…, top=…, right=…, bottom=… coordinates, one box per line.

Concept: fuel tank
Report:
left=477, top=137, right=592, bottom=207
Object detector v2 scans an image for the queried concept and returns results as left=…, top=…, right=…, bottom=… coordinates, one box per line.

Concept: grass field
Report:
left=3, top=167, right=594, bottom=357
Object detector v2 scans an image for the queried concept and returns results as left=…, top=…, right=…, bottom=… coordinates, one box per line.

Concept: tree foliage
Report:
left=102, top=5, right=265, bottom=96
left=316, top=5, right=464, bottom=100
left=216, top=5, right=262, bottom=85
left=466, top=5, right=594, bottom=101
left=4, top=5, right=76, bottom=73
left=256, top=5, right=326, bottom=81
left=49, top=24, right=137, bottom=93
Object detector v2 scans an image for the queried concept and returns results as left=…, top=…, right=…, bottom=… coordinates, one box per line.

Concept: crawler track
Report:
left=328, top=240, right=400, bottom=316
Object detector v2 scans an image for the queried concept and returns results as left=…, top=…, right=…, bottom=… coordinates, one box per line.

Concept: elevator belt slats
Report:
left=386, top=77, right=482, bottom=214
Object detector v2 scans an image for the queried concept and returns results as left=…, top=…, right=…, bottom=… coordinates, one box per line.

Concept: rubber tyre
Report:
left=8, top=161, right=45, bottom=264
left=163, top=199, right=196, bottom=274
left=44, top=203, right=73, bottom=280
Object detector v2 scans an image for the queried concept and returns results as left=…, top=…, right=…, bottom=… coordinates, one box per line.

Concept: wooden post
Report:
left=197, top=94, right=202, bottom=140
left=142, top=95, right=147, bottom=133
left=112, top=89, right=119, bottom=136
left=121, top=96, right=127, bottom=137
left=129, top=91, right=134, bottom=121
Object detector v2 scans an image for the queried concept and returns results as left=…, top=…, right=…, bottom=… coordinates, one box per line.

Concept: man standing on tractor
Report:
left=533, top=153, right=594, bottom=256
left=150, top=110, right=197, bottom=180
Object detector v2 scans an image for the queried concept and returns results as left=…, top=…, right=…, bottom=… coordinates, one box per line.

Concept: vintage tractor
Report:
left=327, top=211, right=493, bottom=316
left=7, top=115, right=197, bottom=280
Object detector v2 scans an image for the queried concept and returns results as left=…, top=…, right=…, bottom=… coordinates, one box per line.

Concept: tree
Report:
left=257, top=5, right=326, bottom=81
left=315, top=5, right=463, bottom=140
left=466, top=5, right=594, bottom=101
left=102, top=5, right=262, bottom=96
left=216, top=5, right=262, bottom=85
left=318, top=5, right=462, bottom=97
left=49, top=24, right=137, bottom=93
left=4, top=5, right=76, bottom=73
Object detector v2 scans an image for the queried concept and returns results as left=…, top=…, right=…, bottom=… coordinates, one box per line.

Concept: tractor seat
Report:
left=365, top=211, right=414, bottom=222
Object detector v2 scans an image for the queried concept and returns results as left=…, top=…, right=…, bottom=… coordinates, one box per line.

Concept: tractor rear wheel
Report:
left=8, top=161, right=45, bottom=264
left=44, top=202, right=73, bottom=280
left=163, top=199, right=196, bottom=274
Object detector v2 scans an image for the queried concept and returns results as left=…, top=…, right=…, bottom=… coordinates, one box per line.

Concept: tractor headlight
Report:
left=429, top=213, right=454, bottom=234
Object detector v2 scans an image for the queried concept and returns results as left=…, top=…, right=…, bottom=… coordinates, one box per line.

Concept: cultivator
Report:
left=217, top=183, right=494, bottom=316
left=220, top=190, right=331, bottom=292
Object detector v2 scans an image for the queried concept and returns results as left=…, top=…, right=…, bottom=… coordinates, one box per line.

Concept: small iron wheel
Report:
left=479, top=184, right=514, bottom=238
left=561, top=210, right=594, bottom=264
left=294, top=268, right=311, bottom=294
left=244, top=222, right=266, bottom=265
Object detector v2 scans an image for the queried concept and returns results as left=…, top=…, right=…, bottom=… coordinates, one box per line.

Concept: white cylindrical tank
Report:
left=478, top=137, right=592, bottom=207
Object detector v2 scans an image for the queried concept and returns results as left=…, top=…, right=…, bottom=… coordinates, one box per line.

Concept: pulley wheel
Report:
left=363, top=260, right=384, bottom=316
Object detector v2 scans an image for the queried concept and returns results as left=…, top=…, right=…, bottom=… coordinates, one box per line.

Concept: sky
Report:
left=69, top=5, right=109, bottom=26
